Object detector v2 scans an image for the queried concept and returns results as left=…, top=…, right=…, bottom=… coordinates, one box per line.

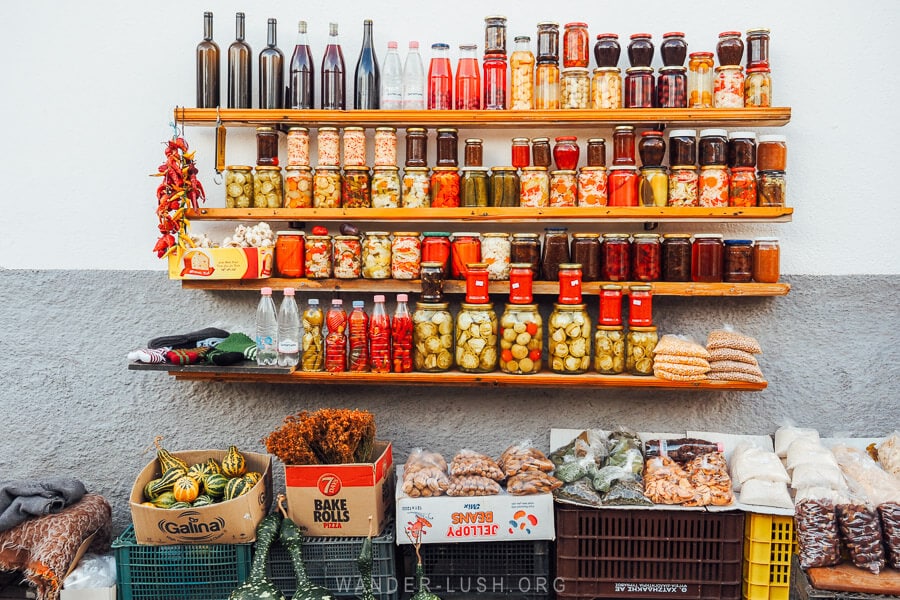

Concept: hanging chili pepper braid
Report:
left=151, top=136, right=206, bottom=258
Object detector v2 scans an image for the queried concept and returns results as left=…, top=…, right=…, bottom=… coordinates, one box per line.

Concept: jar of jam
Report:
left=464, top=138, right=484, bottom=167
left=594, top=33, right=621, bottom=68
left=333, top=235, right=362, bottom=279
left=536, top=22, right=560, bottom=63
left=638, top=131, right=665, bottom=166
left=758, top=170, right=786, bottom=207
left=628, top=284, right=653, bottom=326
left=461, top=168, right=490, bottom=207
left=724, top=239, right=753, bottom=283
left=744, top=66, right=772, bottom=107
left=541, top=227, right=570, bottom=281
left=714, top=66, right=745, bottom=108
left=660, top=32, right=687, bottom=66
left=431, top=167, right=461, bottom=207
left=313, top=166, right=342, bottom=208
left=484, top=55, right=508, bottom=110
left=275, top=230, right=305, bottom=278
left=305, top=234, right=333, bottom=279
left=698, top=165, right=730, bottom=207
left=601, top=233, right=631, bottom=281
left=420, top=262, right=445, bottom=302
left=598, top=284, right=623, bottom=326
left=639, top=166, right=668, bottom=207
left=484, top=15, right=507, bottom=55
left=405, top=127, right=428, bottom=167
left=284, top=165, right=313, bottom=208
left=613, top=126, right=636, bottom=166
left=256, top=127, right=279, bottom=166
left=631, top=233, right=661, bottom=282
left=510, top=233, right=541, bottom=279
left=341, top=166, right=371, bottom=208
left=752, top=237, right=780, bottom=283
left=657, top=66, right=687, bottom=108
left=510, top=36, right=535, bottom=110
left=253, top=166, right=283, bottom=208
left=692, top=234, right=725, bottom=282
left=668, top=166, right=699, bottom=206
left=699, top=129, right=728, bottom=167
left=508, top=263, right=534, bottom=304
left=587, top=138, right=607, bottom=167
left=553, top=137, right=580, bottom=170
left=548, top=303, right=591, bottom=374
left=286, top=127, right=310, bottom=166
left=490, top=167, right=520, bottom=207
left=577, top=166, right=608, bottom=207
left=464, top=263, right=490, bottom=303
left=413, top=302, right=454, bottom=372
left=481, top=232, right=511, bottom=280
left=571, top=233, right=601, bottom=281
left=729, top=132, right=757, bottom=168
left=607, top=166, right=639, bottom=207
left=624, top=67, right=654, bottom=108
left=729, top=167, right=757, bottom=207
left=687, top=52, right=714, bottom=108
left=520, top=167, right=550, bottom=208
left=225, top=165, right=253, bottom=208
left=317, top=127, right=340, bottom=166
left=531, top=138, right=552, bottom=168
left=342, top=127, right=367, bottom=167
left=595, top=325, right=625, bottom=375
left=627, top=33, right=654, bottom=67
left=535, top=63, right=560, bottom=109
left=362, top=232, right=392, bottom=279
left=372, top=166, right=401, bottom=208
left=668, top=129, right=697, bottom=166
left=455, top=302, right=498, bottom=373
left=561, top=67, right=590, bottom=109
left=512, top=137, right=530, bottom=169
left=499, top=302, right=542, bottom=375
left=746, top=28, right=770, bottom=69
left=717, top=31, right=744, bottom=66
left=374, top=127, right=397, bottom=167
left=757, top=135, right=787, bottom=171
left=563, top=22, right=590, bottom=68
left=627, top=326, right=658, bottom=376
left=391, top=232, right=421, bottom=280
left=549, top=170, right=577, bottom=207
left=450, top=232, right=481, bottom=279
left=422, top=233, right=451, bottom=276
left=591, top=67, right=622, bottom=109
left=557, top=263, right=583, bottom=304
left=661, top=233, right=692, bottom=281
left=402, top=167, right=431, bottom=208
left=436, top=128, right=459, bottom=167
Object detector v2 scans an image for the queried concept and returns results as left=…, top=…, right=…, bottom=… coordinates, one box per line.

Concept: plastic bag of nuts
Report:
left=447, top=475, right=502, bottom=496
left=450, top=449, right=505, bottom=481
left=402, top=449, right=450, bottom=498
left=499, top=443, right=555, bottom=478
left=507, top=471, right=563, bottom=495
left=643, top=455, right=697, bottom=505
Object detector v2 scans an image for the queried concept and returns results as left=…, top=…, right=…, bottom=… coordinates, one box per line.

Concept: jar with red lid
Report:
left=332, top=235, right=362, bottom=279
left=746, top=28, right=770, bottom=69
left=627, top=33, right=654, bottom=67
left=541, top=228, right=570, bottom=281
left=431, top=167, right=461, bottom=207
left=594, top=33, right=621, bottom=68
left=275, top=230, right=305, bottom=278
left=598, top=284, right=623, bottom=325
left=657, top=66, right=687, bottom=108
left=499, top=301, right=542, bottom=375
left=531, top=138, right=552, bottom=168
left=510, top=233, right=541, bottom=279
left=483, top=55, right=507, bottom=110
left=508, top=263, right=534, bottom=304
left=628, top=285, right=653, bottom=327
left=450, top=232, right=481, bottom=279
left=601, top=233, right=631, bottom=281
left=714, top=66, right=745, bottom=108
left=571, top=233, right=601, bottom=281
left=692, top=234, right=725, bottom=282
left=557, top=263, right=583, bottom=304
left=631, top=233, right=661, bottom=282
left=687, top=52, right=714, bottom=108
left=625, top=67, right=654, bottom=108
left=729, top=167, right=757, bottom=207
left=553, top=137, right=580, bottom=170
left=660, top=32, right=687, bottom=66
left=608, top=166, right=639, bottom=207
left=464, top=263, right=491, bottom=303
left=668, top=166, right=699, bottom=206
left=717, top=31, right=744, bottom=66
left=563, top=22, right=590, bottom=68
left=511, top=138, right=530, bottom=169
left=421, top=232, right=451, bottom=275
left=613, top=126, right=636, bottom=166
left=577, top=166, right=608, bottom=207
left=724, top=239, right=753, bottom=283
left=699, top=165, right=730, bottom=207
left=549, top=170, right=578, bottom=207
left=661, top=234, right=691, bottom=281
left=638, top=131, right=665, bottom=166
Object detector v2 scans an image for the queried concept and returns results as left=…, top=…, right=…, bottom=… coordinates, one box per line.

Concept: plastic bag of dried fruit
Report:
left=684, top=451, right=733, bottom=507
left=837, top=500, right=886, bottom=574
left=449, top=449, right=505, bottom=481
left=643, top=455, right=697, bottom=505
left=879, top=502, right=900, bottom=569
left=550, top=429, right=608, bottom=470
left=401, top=448, right=449, bottom=498
left=795, top=487, right=845, bottom=569
left=498, top=440, right=554, bottom=478
left=507, top=471, right=563, bottom=495
left=447, top=474, right=502, bottom=496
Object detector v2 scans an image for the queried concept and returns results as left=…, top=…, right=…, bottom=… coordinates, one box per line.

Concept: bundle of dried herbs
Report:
left=263, top=409, right=376, bottom=465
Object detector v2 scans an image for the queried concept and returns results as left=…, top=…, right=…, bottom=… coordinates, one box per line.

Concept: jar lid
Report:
left=375, top=126, right=396, bottom=132
left=694, top=233, right=724, bottom=239
left=460, top=167, right=489, bottom=173
left=465, top=138, right=483, bottom=144
left=629, top=33, right=652, bottom=39
left=671, top=165, right=698, bottom=170
left=522, top=166, right=548, bottom=171
left=318, top=126, right=339, bottom=132
left=404, top=166, right=430, bottom=172
left=587, top=138, right=606, bottom=143
left=731, top=166, right=757, bottom=173
left=639, top=165, right=667, bottom=173
left=285, top=165, right=313, bottom=171
left=718, top=30, right=742, bottom=37
left=572, top=233, right=600, bottom=238
left=406, top=127, right=427, bottom=133
left=641, top=130, right=663, bottom=137
left=555, top=136, right=578, bottom=142
left=625, top=66, right=654, bottom=73
left=724, top=239, right=753, bottom=245
left=226, top=165, right=253, bottom=170
left=436, top=127, right=459, bottom=133
left=759, top=134, right=787, bottom=143
left=558, top=263, right=582, bottom=269
left=512, top=232, right=540, bottom=238
left=256, top=126, right=276, bottom=132
left=608, top=165, right=639, bottom=171
left=632, top=233, right=660, bottom=239
left=668, top=129, right=697, bottom=138
left=602, top=233, right=631, bottom=239
left=306, top=234, right=331, bottom=240
left=373, top=165, right=400, bottom=171
left=689, top=51, right=714, bottom=58
left=420, top=261, right=445, bottom=267
left=629, top=325, right=658, bottom=332
left=662, top=233, right=692, bottom=239
left=754, top=236, right=779, bottom=242
left=659, top=66, right=687, bottom=73
left=514, top=35, right=531, bottom=43
left=512, top=137, right=530, bottom=143
left=596, top=33, right=618, bottom=39
left=391, top=231, right=421, bottom=237
left=461, top=301, right=494, bottom=309
left=729, top=131, right=757, bottom=140
left=663, top=31, right=685, bottom=38
left=597, top=325, right=625, bottom=331
left=431, top=166, right=459, bottom=172
left=491, top=166, right=518, bottom=171
left=343, top=126, right=365, bottom=132
left=422, top=232, right=451, bottom=237
left=579, top=166, right=607, bottom=171
left=531, top=137, right=550, bottom=143
left=537, top=21, right=559, bottom=28
left=255, top=165, right=282, bottom=171
left=316, top=165, right=341, bottom=171
left=758, top=169, right=786, bottom=175
left=701, top=165, right=728, bottom=171
left=343, top=165, right=370, bottom=172
left=746, top=66, right=771, bottom=73
left=746, top=27, right=771, bottom=35
left=459, top=42, right=477, bottom=51
left=551, top=169, right=578, bottom=176
left=451, top=232, right=480, bottom=238
left=352, top=300, right=364, bottom=308
left=482, top=232, right=510, bottom=238
left=485, top=15, right=507, bottom=22
left=431, top=42, right=450, bottom=50
left=565, top=22, right=588, bottom=28
left=334, top=235, right=361, bottom=240
left=615, top=125, right=635, bottom=132
left=629, top=284, right=652, bottom=291
left=715, top=65, right=744, bottom=72
left=287, top=126, right=309, bottom=133
left=364, top=232, right=390, bottom=238
left=509, top=262, right=534, bottom=268
left=276, top=230, right=306, bottom=236
left=465, top=262, right=488, bottom=269
left=592, top=67, right=621, bottom=74
left=553, top=302, right=588, bottom=309
left=562, top=67, right=590, bottom=74
left=416, top=301, right=450, bottom=309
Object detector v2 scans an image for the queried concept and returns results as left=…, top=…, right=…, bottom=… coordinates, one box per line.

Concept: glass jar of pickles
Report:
left=510, top=36, right=535, bottom=110
left=668, top=166, right=699, bottom=206
left=561, top=67, right=590, bottom=109
left=591, top=67, right=622, bottom=109
left=332, top=235, right=362, bottom=279
left=500, top=304, right=542, bottom=374
left=594, top=326, right=625, bottom=374
left=225, top=165, right=254, bottom=208
left=490, top=167, right=520, bottom=207
left=699, top=165, right=730, bottom=207
left=374, top=127, right=397, bottom=166
left=714, top=66, right=745, bottom=108
left=305, top=235, right=333, bottom=279
left=758, top=170, right=786, bottom=207
left=342, top=166, right=371, bottom=208
left=253, top=166, right=283, bottom=208
left=729, top=167, right=757, bottom=207
left=391, top=232, right=421, bottom=280
left=317, top=127, right=340, bottom=166
left=362, top=231, right=392, bottom=279
left=455, top=303, right=498, bottom=373
left=313, top=166, right=342, bottom=208
left=563, top=22, right=589, bottom=67
left=577, top=167, right=608, bottom=207
left=626, top=326, right=658, bottom=376
left=287, top=127, right=310, bottom=166
left=413, top=302, right=454, bottom=372
left=342, top=127, right=367, bottom=167
left=639, top=166, right=668, bottom=207
left=548, top=303, right=591, bottom=374
left=372, top=166, right=401, bottom=208
left=549, top=170, right=577, bottom=207
left=431, top=167, right=461, bottom=208
left=744, top=66, right=771, bottom=107
left=401, top=167, right=431, bottom=208
left=535, top=63, right=560, bottom=109
left=461, top=168, right=490, bottom=207
left=481, top=232, right=511, bottom=280
left=520, top=167, right=550, bottom=208
left=687, top=52, right=714, bottom=108
left=284, top=165, right=313, bottom=208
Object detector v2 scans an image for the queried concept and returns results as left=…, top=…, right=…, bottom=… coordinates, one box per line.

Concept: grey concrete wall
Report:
left=0, top=270, right=897, bottom=533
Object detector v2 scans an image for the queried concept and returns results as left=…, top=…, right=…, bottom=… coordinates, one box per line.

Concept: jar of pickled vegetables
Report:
left=420, top=262, right=445, bottom=302
left=456, top=303, right=498, bottom=373
left=313, top=166, right=342, bottom=208
left=628, top=284, right=653, bottom=326
left=275, top=230, right=305, bottom=278
left=405, top=127, right=428, bottom=167
left=481, top=232, right=511, bottom=280
left=607, top=166, right=639, bottom=207
left=342, top=127, right=367, bottom=167
left=392, top=293, right=414, bottom=373
left=631, top=233, right=661, bottom=282
left=535, top=63, right=560, bottom=109
left=391, top=232, right=421, bottom=280
left=372, top=166, right=401, bottom=208
left=500, top=304, right=542, bottom=374
left=332, top=235, right=362, bottom=279
left=557, top=263, right=583, bottom=304
left=626, top=326, right=658, bottom=375
left=723, top=239, right=753, bottom=283
left=758, top=170, right=786, bottom=206
left=549, top=170, right=577, bottom=207
left=563, top=22, right=589, bottom=68
left=225, top=165, right=254, bottom=208
left=287, top=127, right=310, bottom=166
left=714, top=66, right=745, bottom=108
left=520, top=167, right=550, bottom=208
left=692, top=233, right=725, bottom=283
left=591, top=67, right=622, bottom=109
left=752, top=237, right=780, bottom=283
left=667, top=166, right=699, bottom=206
left=687, top=52, right=714, bottom=108
left=561, top=67, right=590, bottom=109
left=347, top=301, right=369, bottom=372
left=362, top=231, right=392, bottom=279
left=594, top=325, right=625, bottom=375
left=253, top=166, right=283, bottom=208
left=729, top=167, right=757, bottom=207
left=305, top=235, right=333, bottom=279
left=317, top=127, right=340, bottom=166
left=571, top=233, right=601, bottom=282
left=342, top=166, right=371, bottom=208
left=624, top=67, right=655, bottom=108
left=510, top=233, right=541, bottom=279
left=431, top=167, right=461, bottom=208
left=699, top=165, right=730, bottom=207
left=461, top=168, right=490, bottom=207
left=490, top=167, right=520, bottom=207
left=657, top=66, right=687, bottom=108
left=450, top=232, right=481, bottom=279
left=577, top=167, right=608, bottom=207
left=374, top=127, right=397, bottom=166
left=548, top=303, right=591, bottom=374
left=301, top=299, right=325, bottom=372
left=601, top=233, right=631, bottom=281
left=744, top=66, right=771, bottom=107
left=598, top=284, right=623, bottom=326
left=639, top=166, right=668, bottom=207
left=283, top=165, right=313, bottom=208
left=541, top=228, right=570, bottom=281
left=422, top=232, right=451, bottom=275
left=413, top=302, right=454, bottom=372
left=510, top=36, right=535, bottom=110
left=401, top=167, right=431, bottom=208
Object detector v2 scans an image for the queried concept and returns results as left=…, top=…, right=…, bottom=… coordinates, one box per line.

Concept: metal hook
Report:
left=215, top=105, right=222, bottom=128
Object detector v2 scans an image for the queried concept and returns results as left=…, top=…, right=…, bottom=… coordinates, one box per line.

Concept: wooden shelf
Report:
left=128, top=362, right=767, bottom=390
left=181, top=278, right=791, bottom=296
left=187, top=206, right=793, bottom=224
left=174, top=107, right=791, bottom=129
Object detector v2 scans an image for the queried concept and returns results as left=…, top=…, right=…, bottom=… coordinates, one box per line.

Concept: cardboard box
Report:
left=129, top=449, right=272, bottom=545
left=60, top=585, right=116, bottom=600
left=167, top=246, right=273, bottom=280
left=395, top=467, right=555, bottom=545
left=284, top=441, right=393, bottom=537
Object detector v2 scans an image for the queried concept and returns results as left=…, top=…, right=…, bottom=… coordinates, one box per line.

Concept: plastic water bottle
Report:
left=381, top=41, right=403, bottom=109
left=277, top=287, right=301, bottom=367
left=255, top=287, right=278, bottom=365
left=402, top=41, right=425, bottom=110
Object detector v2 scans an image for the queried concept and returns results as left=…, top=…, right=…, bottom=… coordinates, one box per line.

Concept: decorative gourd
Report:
left=146, top=466, right=187, bottom=498
left=204, top=473, right=229, bottom=498
left=188, top=462, right=217, bottom=483
left=152, top=491, right=178, bottom=509
left=173, top=475, right=201, bottom=503
left=192, top=494, right=215, bottom=507
left=206, top=457, right=223, bottom=475
left=141, top=501, right=156, bottom=507
left=154, top=436, right=189, bottom=473
left=170, top=501, right=193, bottom=509
left=224, top=477, right=251, bottom=501
left=243, top=471, right=263, bottom=486
left=358, top=516, right=375, bottom=600
left=222, top=445, right=247, bottom=478
left=228, top=512, right=286, bottom=600
left=276, top=495, right=334, bottom=600
left=143, top=478, right=161, bottom=502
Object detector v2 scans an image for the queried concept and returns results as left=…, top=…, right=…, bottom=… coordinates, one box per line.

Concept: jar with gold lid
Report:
left=413, top=302, right=454, bottom=372
left=499, top=304, right=542, bottom=374
left=548, top=303, right=591, bottom=374
left=455, top=302, right=498, bottom=373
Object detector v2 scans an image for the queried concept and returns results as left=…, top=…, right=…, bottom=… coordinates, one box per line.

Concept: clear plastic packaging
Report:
left=447, top=475, right=501, bottom=496
left=795, top=496, right=842, bottom=568
left=449, top=449, right=504, bottom=481
left=402, top=449, right=450, bottom=497
left=774, top=425, right=820, bottom=458
left=498, top=442, right=554, bottom=478
left=837, top=502, right=886, bottom=574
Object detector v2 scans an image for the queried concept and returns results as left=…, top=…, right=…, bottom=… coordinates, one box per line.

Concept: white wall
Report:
left=3, top=0, right=898, bottom=274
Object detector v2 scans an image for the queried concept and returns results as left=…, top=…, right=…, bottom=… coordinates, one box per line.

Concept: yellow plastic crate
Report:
left=742, top=513, right=795, bottom=600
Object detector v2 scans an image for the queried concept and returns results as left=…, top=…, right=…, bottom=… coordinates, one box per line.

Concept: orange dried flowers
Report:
left=263, top=408, right=376, bottom=465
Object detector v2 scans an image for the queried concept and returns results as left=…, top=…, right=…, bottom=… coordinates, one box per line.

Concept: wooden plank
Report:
left=807, top=563, right=900, bottom=595
left=128, top=361, right=293, bottom=375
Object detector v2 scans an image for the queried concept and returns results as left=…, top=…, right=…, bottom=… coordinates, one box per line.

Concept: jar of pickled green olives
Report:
left=225, top=165, right=254, bottom=208
left=548, top=303, right=591, bottom=374
left=594, top=325, right=625, bottom=374
left=626, top=325, right=658, bottom=376
left=253, top=166, right=283, bottom=208
left=499, top=304, right=542, bottom=374
left=455, top=303, right=498, bottom=373
left=413, top=302, right=454, bottom=372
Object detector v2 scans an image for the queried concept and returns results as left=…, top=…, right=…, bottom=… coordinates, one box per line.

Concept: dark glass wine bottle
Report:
left=196, top=11, right=220, bottom=108
left=259, top=18, right=284, bottom=109
left=289, top=20, right=315, bottom=109
left=353, top=19, right=380, bottom=109
left=321, top=22, right=346, bottom=110
left=227, top=12, right=251, bottom=108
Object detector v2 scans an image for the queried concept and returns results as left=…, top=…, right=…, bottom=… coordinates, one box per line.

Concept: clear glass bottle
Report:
left=456, top=302, right=498, bottom=373
left=289, top=20, right=314, bottom=109
left=277, top=287, right=301, bottom=367
left=259, top=18, right=284, bottom=109
left=499, top=303, right=542, bottom=374
left=428, top=43, right=453, bottom=110
left=402, top=41, right=426, bottom=109
left=301, top=298, right=324, bottom=372
left=456, top=44, right=481, bottom=109
left=227, top=12, right=251, bottom=109
left=321, top=22, right=346, bottom=110
left=392, top=294, right=414, bottom=373
left=510, top=36, right=535, bottom=110
left=255, top=286, right=278, bottom=366
left=548, top=303, right=591, bottom=374
left=196, top=11, right=220, bottom=108
left=380, top=41, right=403, bottom=109
left=354, top=19, right=380, bottom=109
left=413, top=302, right=454, bottom=372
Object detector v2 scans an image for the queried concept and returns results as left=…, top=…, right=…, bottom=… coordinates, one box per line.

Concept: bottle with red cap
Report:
left=369, top=294, right=392, bottom=372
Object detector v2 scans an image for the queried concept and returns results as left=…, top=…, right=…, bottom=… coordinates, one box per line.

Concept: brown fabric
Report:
left=0, top=494, right=111, bottom=600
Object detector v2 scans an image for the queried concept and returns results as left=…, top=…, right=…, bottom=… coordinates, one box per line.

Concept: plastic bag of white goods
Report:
left=774, top=425, right=820, bottom=457
left=786, top=438, right=839, bottom=471
left=739, top=478, right=793, bottom=509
